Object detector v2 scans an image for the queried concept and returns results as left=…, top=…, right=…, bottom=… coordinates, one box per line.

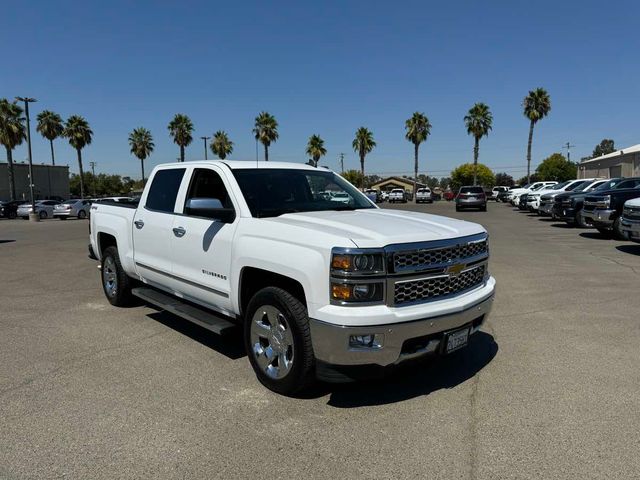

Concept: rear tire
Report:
left=78, top=210, right=87, bottom=219
left=244, top=287, right=315, bottom=396
left=101, top=246, right=134, bottom=307
left=39, top=210, right=47, bottom=219
left=481, top=205, right=487, bottom=212
left=58, top=216, right=67, bottom=220
left=596, top=228, right=612, bottom=237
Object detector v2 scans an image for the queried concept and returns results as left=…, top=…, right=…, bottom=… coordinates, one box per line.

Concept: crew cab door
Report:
left=170, top=166, right=238, bottom=315
left=133, top=167, right=187, bottom=289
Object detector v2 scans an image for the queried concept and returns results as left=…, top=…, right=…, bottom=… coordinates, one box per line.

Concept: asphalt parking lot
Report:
left=1, top=203, right=639, bottom=480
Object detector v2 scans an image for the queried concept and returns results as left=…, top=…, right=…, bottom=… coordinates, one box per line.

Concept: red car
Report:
left=443, top=191, right=455, bottom=201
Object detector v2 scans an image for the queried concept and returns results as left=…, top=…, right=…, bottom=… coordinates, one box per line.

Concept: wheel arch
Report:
left=239, top=267, right=307, bottom=317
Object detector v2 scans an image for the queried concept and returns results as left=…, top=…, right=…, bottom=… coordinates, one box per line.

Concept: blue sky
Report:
left=2, top=0, right=639, bottom=179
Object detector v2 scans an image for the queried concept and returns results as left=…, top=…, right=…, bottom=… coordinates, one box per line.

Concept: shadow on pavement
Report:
left=315, top=331, right=498, bottom=408
left=579, top=232, right=611, bottom=240
left=550, top=223, right=573, bottom=228
left=0, top=240, right=16, bottom=244
left=616, top=244, right=640, bottom=256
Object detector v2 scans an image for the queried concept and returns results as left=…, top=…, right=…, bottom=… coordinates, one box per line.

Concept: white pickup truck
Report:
left=89, top=161, right=495, bottom=395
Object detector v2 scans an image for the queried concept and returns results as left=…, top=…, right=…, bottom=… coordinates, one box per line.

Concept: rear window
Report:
left=459, top=187, right=484, bottom=193
left=145, top=168, right=186, bottom=213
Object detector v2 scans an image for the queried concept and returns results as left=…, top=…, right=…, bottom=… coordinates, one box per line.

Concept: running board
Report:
left=132, top=287, right=236, bottom=335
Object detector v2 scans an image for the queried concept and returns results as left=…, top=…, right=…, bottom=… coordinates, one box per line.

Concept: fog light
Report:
left=349, top=334, right=384, bottom=349
left=352, top=284, right=371, bottom=300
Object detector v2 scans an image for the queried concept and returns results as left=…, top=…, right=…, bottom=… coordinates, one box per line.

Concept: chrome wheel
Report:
left=103, top=256, right=118, bottom=297
left=250, top=305, right=294, bottom=380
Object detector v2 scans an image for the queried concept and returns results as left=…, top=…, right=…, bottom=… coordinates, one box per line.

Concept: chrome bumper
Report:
left=621, top=217, right=640, bottom=240
left=581, top=208, right=615, bottom=227
left=309, top=295, right=493, bottom=367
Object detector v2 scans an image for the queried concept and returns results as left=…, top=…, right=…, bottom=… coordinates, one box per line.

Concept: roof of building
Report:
left=580, top=144, right=640, bottom=165
left=370, top=176, right=426, bottom=188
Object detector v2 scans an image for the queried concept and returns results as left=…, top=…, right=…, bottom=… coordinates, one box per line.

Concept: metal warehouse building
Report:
left=578, top=144, right=640, bottom=179
left=0, top=162, right=70, bottom=201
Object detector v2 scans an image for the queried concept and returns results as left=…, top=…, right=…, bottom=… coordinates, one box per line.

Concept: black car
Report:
left=582, top=178, right=640, bottom=239
left=0, top=200, right=23, bottom=219
left=552, top=178, right=624, bottom=226
left=518, top=193, right=529, bottom=210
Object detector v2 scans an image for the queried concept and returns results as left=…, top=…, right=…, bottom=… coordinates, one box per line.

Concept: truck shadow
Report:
left=316, top=331, right=498, bottom=407
left=616, top=245, right=640, bottom=256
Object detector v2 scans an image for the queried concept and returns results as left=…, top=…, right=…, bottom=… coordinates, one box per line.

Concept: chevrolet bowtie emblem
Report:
left=446, top=264, right=466, bottom=276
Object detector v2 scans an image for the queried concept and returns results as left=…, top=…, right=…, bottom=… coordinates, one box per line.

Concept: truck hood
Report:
left=267, top=209, right=485, bottom=248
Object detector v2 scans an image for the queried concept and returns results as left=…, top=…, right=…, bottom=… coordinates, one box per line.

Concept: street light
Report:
left=15, top=96, right=38, bottom=222
left=201, top=136, right=211, bottom=160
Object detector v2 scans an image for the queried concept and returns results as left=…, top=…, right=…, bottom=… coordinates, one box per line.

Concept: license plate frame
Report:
left=443, top=326, right=470, bottom=354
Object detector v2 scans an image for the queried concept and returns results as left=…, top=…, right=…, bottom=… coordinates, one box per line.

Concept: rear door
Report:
left=133, top=167, right=187, bottom=290
left=169, top=166, right=239, bottom=314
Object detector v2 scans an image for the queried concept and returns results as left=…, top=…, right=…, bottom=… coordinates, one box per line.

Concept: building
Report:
left=578, top=144, right=640, bottom=179
left=370, top=176, right=426, bottom=192
left=0, top=162, right=70, bottom=201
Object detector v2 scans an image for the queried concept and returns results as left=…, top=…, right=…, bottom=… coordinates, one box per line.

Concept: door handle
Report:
left=134, top=219, right=144, bottom=229
left=173, top=227, right=186, bottom=237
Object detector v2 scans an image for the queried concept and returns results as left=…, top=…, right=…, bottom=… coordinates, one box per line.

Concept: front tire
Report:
left=244, top=287, right=315, bottom=396
left=597, top=227, right=612, bottom=237
left=613, top=217, right=630, bottom=241
left=101, top=246, right=134, bottom=306
left=39, top=210, right=47, bottom=219
left=78, top=210, right=87, bottom=219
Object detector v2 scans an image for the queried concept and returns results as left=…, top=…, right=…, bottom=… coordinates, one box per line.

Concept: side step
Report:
left=132, top=287, right=236, bottom=335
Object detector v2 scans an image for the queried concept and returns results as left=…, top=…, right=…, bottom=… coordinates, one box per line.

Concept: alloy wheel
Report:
left=250, top=305, right=295, bottom=380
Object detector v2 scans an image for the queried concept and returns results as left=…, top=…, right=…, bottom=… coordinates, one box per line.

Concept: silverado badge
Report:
left=446, top=264, right=466, bottom=276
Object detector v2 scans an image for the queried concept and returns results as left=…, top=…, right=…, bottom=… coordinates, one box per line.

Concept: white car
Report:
left=509, top=182, right=558, bottom=205
left=329, top=192, right=351, bottom=204
left=415, top=188, right=433, bottom=203
left=388, top=188, right=407, bottom=203
left=16, top=200, right=60, bottom=219
left=621, top=197, right=640, bottom=242
left=490, top=186, right=509, bottom=201
left=53, top=199, right=92, bottom=220
left=533, top=179, right=601, bottom=216
left=90, top=161, right=495, bottom=395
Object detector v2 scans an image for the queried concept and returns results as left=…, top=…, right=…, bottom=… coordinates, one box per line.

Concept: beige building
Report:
left=370, top=176, right=426, bottom=192
left=579, top=144, right=640, bottom=179
left=0, top=162, right=70, bottom=201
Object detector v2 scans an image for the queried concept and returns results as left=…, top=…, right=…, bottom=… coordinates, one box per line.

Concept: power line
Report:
left=562, top=142, right=576, bottom=162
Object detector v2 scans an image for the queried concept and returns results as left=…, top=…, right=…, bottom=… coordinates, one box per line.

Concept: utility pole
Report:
left=339, top=153, right=345, bottom=173
left=16, top=97, right=38, bottom=222
left=563, top=142, right=575, bottom=162
left=201, top=136, right=211, bottom=160
left=89, top=161, right=97, bottom=196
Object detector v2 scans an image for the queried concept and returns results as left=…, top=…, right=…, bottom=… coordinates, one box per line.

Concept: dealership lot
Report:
left=1, top=203, right=639, bottom=479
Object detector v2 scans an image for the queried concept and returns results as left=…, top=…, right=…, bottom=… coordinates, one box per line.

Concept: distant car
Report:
left=53, top=199, right=92, bottom=220
left=17, top=200, right=60, bottom=219
left=415, top=188, right=433, bottom=203
left=455, top=186, right=487, bottom=211
left=0, top=200, right=23, bottom=219
left=388, top=188, right=407, bottom=203
left=443, top=191, right=455, bottom=201
left=380, top=191, right=389, bottom=202
left=330, top=192, right=351, bottom=204
left=364, top=189, right=380, bottom=203
left=490, top=186, right=509, bottom=201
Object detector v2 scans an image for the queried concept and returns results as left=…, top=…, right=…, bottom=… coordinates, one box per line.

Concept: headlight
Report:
left=330, top=248, right=386, bottom=304
left=603, top=195, right=611, bottom=208
left=331, top=251, right=385, bottom=274
left=330, top=282, right=384, bottom=303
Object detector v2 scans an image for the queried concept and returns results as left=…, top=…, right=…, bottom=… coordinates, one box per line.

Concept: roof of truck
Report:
left=157, top=160, right=327, bottom=171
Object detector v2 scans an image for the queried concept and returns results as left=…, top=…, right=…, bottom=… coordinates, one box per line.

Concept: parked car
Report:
left=534, top=179, right=601, bottom=216
left=455, top=186, right=487, bottom=211
left=90, top=161, right=495, bottom=395
left=582, top=179, right=640, bottom=239
left=621, top=197, right=640, bottom=242
left=552, top=178, right=620, bottom=226
left=509, top=182, right=557, bottom=205
left=517, top=183, right=553, bottom=211
left=16, top=200, right=60, bottom=219
left=490, top=186, right=509, bottom=201
left=0, top=200, right=23, bottom=219
left=388, top=188, right=407, bottom=203
left=443, top=190, right=455, bottom=201
left=497, top=186, right=519, bottom=203
left=380, top=191, right=389, bottom=202
left=363, top=189, right=380, bottom=203
left=415, top=188, right=433, bottom=203
left=53, top=199, right=92, bottom=220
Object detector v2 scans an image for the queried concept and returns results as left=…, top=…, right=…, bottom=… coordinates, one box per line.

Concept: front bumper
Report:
left=538, top=202, right=554, bottom=216
left=309, top=291, right=494, bottom=370
left=553, top=204, right=577, bottom=221
left=621, top=217, right=640, bottom=242
left=581, top=208, right=616, bottom=228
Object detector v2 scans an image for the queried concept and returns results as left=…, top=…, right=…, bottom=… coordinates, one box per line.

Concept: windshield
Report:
left=232, top=168, right=375, bottom=218
left=460, top=186, right=484, bottom=193
left=565, top=180, right=586, bottom=191
left=572, top=181, right=597, bottom=192
left=594, top=179, right=620, bottom=191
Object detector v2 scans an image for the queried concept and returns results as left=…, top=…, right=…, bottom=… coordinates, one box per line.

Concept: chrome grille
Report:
left=393, top=240, right=487, bottom=272
left=624, top=206, right=640, bottom=221
left=394, top=265, right=486, bottom=305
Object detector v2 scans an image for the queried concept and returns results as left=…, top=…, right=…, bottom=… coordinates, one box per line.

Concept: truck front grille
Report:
left=393, top=240, right=487, bottom=272
left=623, top=206, right=640, bottom=221
left=394, top=264, right=486, bottom=305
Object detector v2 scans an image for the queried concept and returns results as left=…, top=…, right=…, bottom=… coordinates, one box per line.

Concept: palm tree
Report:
left=405, top=112, right=432, bottom=194
left=36, top=110, right=64, bottom=166
left=168, top=114, right=194, bottom=162
left=253, top=111, right=278, bottom=161
left=523, top=88, right=551, bottom=183
left=210, top=130, right=234, bottom=159
left=464, top=103, right=493, bottom=185
left=128, top=127, right=154, bottom=183
left=305, top=134, right=327, bottom=167
left=63, top=115, right=93, bottom=198
left=0, top=99, right=26, bottom=200
left=352, top=127, right=376, bottom=189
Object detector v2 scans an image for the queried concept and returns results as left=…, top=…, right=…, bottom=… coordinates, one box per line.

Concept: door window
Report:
left=185, top=168, right=234, bottom=211
left=145, top=168, right=186, bottom=213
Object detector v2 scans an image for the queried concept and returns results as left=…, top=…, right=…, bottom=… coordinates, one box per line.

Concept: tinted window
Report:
left=459, top=186, right=484, bottom=193
left=566, top=181, right=587, bottom=191
left=185, top=169, right=233, bottom=210
left=616, top=179, right=640, bottom=189
left=145, top=168, right=186, bottom=212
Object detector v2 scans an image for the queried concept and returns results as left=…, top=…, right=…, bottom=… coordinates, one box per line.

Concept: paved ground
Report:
left=1, top=203, right=639, bottom=480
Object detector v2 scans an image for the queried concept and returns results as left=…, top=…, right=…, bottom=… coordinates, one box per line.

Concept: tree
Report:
left=464, top=103, right=493, bottom=185
left=494, top=172, right=515, bottom=187
left=535, top=153, right=577, bottom=181
left=352, top=127, right=376, bottom=189
left=592, top=139, right=615, bottom=158
left=341, top=169, right=363, bottom=187
left=128, top=127, right=154, bottom=183
left=404, top=112, right=432, bottom=195
left=63, top=115, right=93, bottom=198
left=439, top=177, right=451, bottom=189
left=168, top=114, right=194, bottom=162
left=36, top=110, right=64, bottom=166
left=210, top=130, right=234, bottom=159
left=253, top=111, right=278, bottom=161
left=523, top=88, right=551, bottom=183
left=517, top=174, right=540, bottom=185
left=450, top=163, right=495, bottom=191
left=305, top=134, right=327, bottom=167
left=0, top=99, right=26, bottom=200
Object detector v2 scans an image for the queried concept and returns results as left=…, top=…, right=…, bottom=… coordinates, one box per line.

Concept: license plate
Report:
left=444, top=327, right=470, bottom=354
left=468, top=196, right=476, bottom=201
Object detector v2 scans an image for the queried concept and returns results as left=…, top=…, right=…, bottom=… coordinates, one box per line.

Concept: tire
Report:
left=39, top=210, right=47, bottom=219
left=455, top=206, right=461, bottom=212
left=244, top=287, right=315, bottom=396
left=613, top=217, right=630, bottom=241
left=597, top=228, right=612, bottom=237
left=77, top=210, right=87, bottom=219
left=481, top=205, right=487, bottom=212
left=8, top=211, right=17, bottom=219
left=575, top=211, right=586, bottom=228
left=58, top=216, right=67, bottom=220
left=101, top=246, right=134, bottom=307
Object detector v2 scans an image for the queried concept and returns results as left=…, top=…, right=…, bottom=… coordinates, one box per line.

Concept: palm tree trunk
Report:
left=360, top=153, right=365, bottom=189
left=473, top=137, right=479, bottom=186
left=180, top=145, right=185, bottom=162
left=414, top=142, right=419, bottom=196
left=6, top=147, right=16, bottom=201
left=264, top=144, right=269, bottom=162
left=50, top=139, right=56, bottom=166
left=526, top=120, right=534, bottom=183
left=141, top=158, right=145, bottom=183
left=77, top=148, right=85, bottom=199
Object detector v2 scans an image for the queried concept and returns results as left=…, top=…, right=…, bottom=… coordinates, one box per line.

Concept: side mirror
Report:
left=185, top=198, right=236, bottom=223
